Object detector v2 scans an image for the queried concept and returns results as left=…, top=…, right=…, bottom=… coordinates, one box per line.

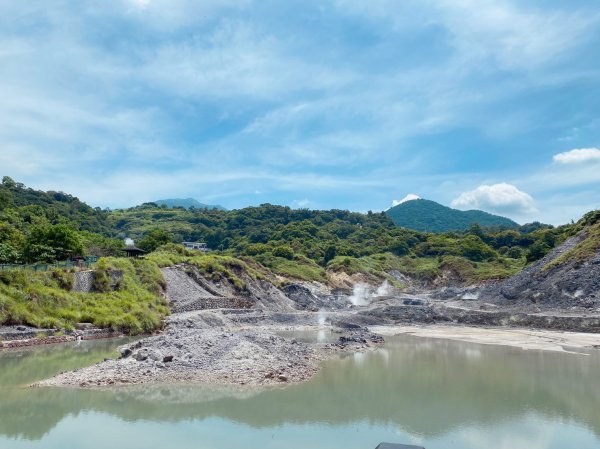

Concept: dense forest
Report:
left=0, top=176, right=583, bottom=284
left=386, top=198, right=519, bottom=232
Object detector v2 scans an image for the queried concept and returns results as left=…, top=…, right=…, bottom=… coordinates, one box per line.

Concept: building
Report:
left=182, top=242, right=209, bottom=251
left=123, top=238, right=145, bottom=258
left=123, top=246, right=145, bottom=258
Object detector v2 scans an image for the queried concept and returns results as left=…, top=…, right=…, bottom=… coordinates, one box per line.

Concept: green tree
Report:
left=0, top=243, right=22, bottom=264
left=526, top=241, right=550, bottom=263
left=323, top=244, right=337, bottom=265
left=272, top=245, right=295, bottom=260
left=138, top=229, right=171, bottom=252
left=24, top=224, right=84, bottom=263
left=1, top=176, right=16, bottom=188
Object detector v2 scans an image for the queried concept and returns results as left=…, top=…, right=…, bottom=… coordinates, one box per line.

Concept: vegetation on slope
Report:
left=386, top=198, right=519, bottom=232
left=1, top=177, right=598, bottom=334
left=544, top=210, right=600, bottom=270
left=0, top=176, right=120, bottom=263
left=0, top=258, right=168, bottom=334
left=1, top=178, right=573, bottom=274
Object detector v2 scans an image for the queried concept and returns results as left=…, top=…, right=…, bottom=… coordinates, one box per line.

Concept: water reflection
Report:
left=1, top=335, right=599, bottom=448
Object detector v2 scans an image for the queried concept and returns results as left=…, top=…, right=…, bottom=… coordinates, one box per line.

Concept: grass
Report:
left=147, top=248, right=274, bottom=291
left=544, top=221, right=600, bottom=270
left=0, top=257, right=169, bottom=335
left=329, top=253, right=524, bottom=286
left=327, top=253, right=408, bottom=287
left=440, top=255, right=525, bottom=284
left=261, top=254, right=326, bottom=282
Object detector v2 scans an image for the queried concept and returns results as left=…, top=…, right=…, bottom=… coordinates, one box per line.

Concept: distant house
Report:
left=183, top=242, right=209, bottom=251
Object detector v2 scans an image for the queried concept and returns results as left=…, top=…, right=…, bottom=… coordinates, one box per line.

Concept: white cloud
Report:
left=451, top=183, right=536, bottom=217
left=392, top=194, right=421, bottom=207
left=553, top=148, right=600, bottom=164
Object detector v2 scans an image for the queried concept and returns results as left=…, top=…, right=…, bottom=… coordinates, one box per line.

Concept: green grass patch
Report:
left=440, top=255, right=524, bottom=284
left=0, top=257, right=169, bottom=335
left=259, top=254, right=326, bottom=282
left=544, top=221, right=600, bottom=270
left=327, top=253, right=408, bottom=287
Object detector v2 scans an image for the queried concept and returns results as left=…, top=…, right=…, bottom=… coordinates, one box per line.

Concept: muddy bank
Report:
left=347, top=295, right=600, bottom=334
left=0, top=324, right=128, bottom=351
left=371, top=325, right=600, bottom=353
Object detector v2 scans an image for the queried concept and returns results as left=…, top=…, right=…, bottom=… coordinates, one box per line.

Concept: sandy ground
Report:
left=370, top=324, right=600, bottom=353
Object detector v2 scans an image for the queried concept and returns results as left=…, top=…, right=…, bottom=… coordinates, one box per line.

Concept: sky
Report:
left=1, top=0, right=599, bottom=225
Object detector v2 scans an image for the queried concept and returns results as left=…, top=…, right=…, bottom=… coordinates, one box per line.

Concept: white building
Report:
left=183, top=242, right=209, bottom=251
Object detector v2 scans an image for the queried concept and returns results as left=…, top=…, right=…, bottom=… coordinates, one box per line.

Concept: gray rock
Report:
left=134, top=349, right=149, bottom=362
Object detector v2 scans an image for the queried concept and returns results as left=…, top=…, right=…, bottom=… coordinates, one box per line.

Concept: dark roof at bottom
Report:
left=123, top=247, right=145, bottom=253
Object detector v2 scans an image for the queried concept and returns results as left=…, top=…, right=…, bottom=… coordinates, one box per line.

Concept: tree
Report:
left=526, top=241, right=550, bottom=263
left=1, top=176, right=16, bottom=188
left=323, top=245, right=337, bottom=265
left=138, top=229, right=171, bottom=252
left=0, top=243, right=22, bottom=264
left=272, top=245, right=295, bottom=260
left=24, top=224, right=84, bottom=263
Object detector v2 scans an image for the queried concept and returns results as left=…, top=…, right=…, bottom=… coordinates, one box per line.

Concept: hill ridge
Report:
left=386, top=198, right=518, bottom=232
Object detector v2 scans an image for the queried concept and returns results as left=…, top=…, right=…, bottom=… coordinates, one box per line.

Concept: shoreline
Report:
left=0, top=332, right=130, bottom=351
left=17, top=320, right=600, bottom=390
left=371, top=324, right=600, bottom=353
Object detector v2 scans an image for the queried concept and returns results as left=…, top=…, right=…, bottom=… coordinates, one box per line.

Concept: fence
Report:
left=0, top=256, right=99, bottom=272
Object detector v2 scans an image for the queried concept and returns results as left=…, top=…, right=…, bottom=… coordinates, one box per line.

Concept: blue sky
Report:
left=1, top=0, right=599, bottom=224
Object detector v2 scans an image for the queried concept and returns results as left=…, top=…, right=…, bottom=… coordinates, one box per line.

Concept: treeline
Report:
left=0, top=177, right=581, bottom=273
left=111, top=202, right=569, bottom=268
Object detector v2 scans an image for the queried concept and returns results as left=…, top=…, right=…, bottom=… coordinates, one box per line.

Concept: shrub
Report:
left=272, top=245, right=295, bottom=260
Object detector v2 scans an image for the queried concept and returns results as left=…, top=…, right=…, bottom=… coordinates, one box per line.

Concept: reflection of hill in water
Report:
left=1, top=336, right=600, bottom=441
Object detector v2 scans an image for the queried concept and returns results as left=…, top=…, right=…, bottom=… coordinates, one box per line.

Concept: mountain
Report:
left=153, top=198, right=226, bottom=211
left=386, top=198, right=518, bottom=232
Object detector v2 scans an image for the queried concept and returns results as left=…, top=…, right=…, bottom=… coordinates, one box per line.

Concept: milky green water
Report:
left=1, top=335, right=599, bottom=449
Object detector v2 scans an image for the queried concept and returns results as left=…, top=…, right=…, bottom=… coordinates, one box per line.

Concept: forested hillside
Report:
left=0, top=177, right=120, bottom=263
left=386, top=198, right=519, bottom=232
left=0, top=177, right=582, bottom=285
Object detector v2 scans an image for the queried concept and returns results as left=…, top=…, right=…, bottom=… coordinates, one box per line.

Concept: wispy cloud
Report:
left=0, top=0, right=598, bottom=224
left=553, top=148, right=600, bottom=164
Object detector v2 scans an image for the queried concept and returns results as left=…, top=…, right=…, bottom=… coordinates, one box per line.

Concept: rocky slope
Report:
left=481, top=228, right=600, bottom=311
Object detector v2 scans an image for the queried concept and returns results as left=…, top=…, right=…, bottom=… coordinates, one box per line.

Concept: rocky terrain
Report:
left=36, top=225, right=600, bottom=388
left=37, top=309, right=384, bottom=388
left=483, top=233, right=600, bottom=311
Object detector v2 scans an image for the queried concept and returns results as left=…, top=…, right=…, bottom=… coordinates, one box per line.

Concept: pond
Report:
left=1, top=334, right=599, bottom=449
